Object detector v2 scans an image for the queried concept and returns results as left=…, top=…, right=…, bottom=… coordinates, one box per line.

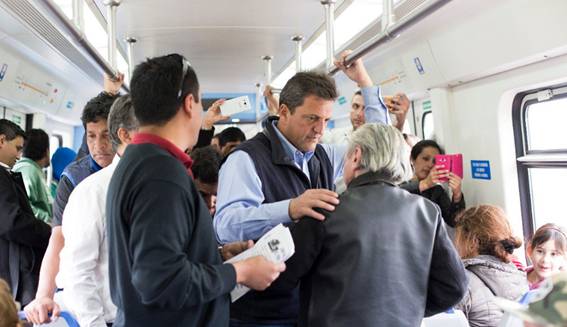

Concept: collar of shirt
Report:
left=0, top=161, right=10, bottom=171
left=131, top=133, right=194, bottom=175
left=271, top=120, right=314, bottom=168
left=88, top=155, right=103, bottom=172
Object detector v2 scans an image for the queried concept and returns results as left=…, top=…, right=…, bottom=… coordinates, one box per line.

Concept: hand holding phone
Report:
left=219, top=96, right=252, bottom=117
left=434, top=154, right=463, bottom=182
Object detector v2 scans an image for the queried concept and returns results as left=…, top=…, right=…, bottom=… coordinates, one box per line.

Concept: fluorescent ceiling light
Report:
left=271, top=63, right=296, bottom=89
left=53, top=0, right=73, bottom=20
left=273, top=0, right=393, bottom=86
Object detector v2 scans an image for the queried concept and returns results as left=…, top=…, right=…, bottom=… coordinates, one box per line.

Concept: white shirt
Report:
left=320, top=125, right=353, bottom=146
left=59, top=155, right=119, bottom=327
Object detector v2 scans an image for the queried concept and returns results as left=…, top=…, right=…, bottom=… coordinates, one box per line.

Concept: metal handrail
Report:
left=328, top=0, right=452, bottom=75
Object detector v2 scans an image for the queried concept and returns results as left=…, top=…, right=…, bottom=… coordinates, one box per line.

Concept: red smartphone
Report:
left=434, top=154, right=463, bottom=182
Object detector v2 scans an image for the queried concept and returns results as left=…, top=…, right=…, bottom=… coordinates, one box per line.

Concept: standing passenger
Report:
left=24, top=74, right=122, bottom=324
left=107, top=53, right=285, bottom=327
left=0, top=119, right=51, bottom=307
left=12, top=129, right=52, bottom=224
left=214, top=51, right=390, bottom=326
left=270, top=123, right=468, bottom=327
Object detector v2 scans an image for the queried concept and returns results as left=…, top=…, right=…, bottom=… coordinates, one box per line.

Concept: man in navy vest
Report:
left=214, top=51, right=390, bottom=326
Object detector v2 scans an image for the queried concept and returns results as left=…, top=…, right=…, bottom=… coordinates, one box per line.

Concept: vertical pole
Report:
left=262, top=55, right=273, bottom=85
left=125, top=37, right=137, bottom=79
left=72, top=0, right=84, bottom=30
left=255, top=82, right=262, bottom=128
left=104, top=0, right=121, bottom=70
left=292, top=35, right=304, bottom=72
left=382, top=0, right=396, bottom=31
left=321, top=0, right=336, bottom=69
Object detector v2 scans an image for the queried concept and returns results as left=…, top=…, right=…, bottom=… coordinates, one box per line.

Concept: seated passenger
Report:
left=0, top=279, right=23, bottom=327
left=454, top=205, right=528, bottom=327
left=24, top=74, right=122, bottom=325
left=526, top=224, right=567, bottom=290
left=12, top=129, right=52, bottom=223
left=218, top=126, right=246, bottom=157
left=49, top=147, right=76, bottom=199
left=400, top=140, right=465, bottom=227
left=190, top=146, right=222, bottom=216
left=270, top=123, right=468, bottom=327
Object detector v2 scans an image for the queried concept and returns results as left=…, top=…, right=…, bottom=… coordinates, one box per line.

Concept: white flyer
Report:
left=225, top=224, right=295, bottom=302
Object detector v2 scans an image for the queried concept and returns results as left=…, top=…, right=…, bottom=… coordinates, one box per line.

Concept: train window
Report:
left=514, top=86, right=567, bottom=237
left=525, top=98, right=567, bottom=151
left=50, top=134, right=63, bottom=159
left=422, top=111, right=434, bottom=140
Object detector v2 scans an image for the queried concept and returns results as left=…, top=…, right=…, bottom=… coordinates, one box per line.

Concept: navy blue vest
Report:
left=61, top=155, right=101, bottom=187
left=229, top=116, right=334, bottom=323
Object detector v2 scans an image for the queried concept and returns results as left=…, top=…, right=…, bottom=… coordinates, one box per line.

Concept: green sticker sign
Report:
left=338, top=96, right=347, bottom=106
left=422, top=100, right=431, bottom=111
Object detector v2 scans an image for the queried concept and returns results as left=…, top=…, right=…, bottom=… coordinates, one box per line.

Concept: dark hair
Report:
left=218, top=127, right=246, bottom=147
left=354, top=90, right=362, bottom=96
left=108, top=95, right=138, bottom=151
left=454, top=205, right=522, bottom=262
left=131, top=54, right=200, bottom=126
left=81, top=92, right=117, bottom=127
left=410, top=139, right=445, bottom=160
left=190, top=146, right=222, bottom=184
left=279, top=71, right=337, bottom=113
left=0, top=119, right=25, bottom=141
left=529, top=223, right=567, bottom=255
left=23, top=129, right=49, bottom=161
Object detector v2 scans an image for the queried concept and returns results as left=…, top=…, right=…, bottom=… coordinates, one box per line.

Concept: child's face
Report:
left=530, top=240, right=567, bottom=280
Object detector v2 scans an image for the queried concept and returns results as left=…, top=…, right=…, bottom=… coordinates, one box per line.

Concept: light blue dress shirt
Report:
left=214, top=86, right=388, bottom=243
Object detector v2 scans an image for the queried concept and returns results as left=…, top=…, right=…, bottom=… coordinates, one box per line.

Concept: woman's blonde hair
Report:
left=454, top=205, right=522, bottom=262
left=0, top=279, right=19, bottom=327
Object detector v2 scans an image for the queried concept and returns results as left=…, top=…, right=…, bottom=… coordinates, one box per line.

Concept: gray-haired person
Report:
left=270, top=123, right=468, bottom=327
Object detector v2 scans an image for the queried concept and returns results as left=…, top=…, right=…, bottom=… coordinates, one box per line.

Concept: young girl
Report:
left=526, top=223, right=567, bottom=290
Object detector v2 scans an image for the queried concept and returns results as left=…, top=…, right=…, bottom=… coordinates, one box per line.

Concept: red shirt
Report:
left=132, top=133, right=194, bottom=178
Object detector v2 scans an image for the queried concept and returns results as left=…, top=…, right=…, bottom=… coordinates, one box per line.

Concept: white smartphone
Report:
left=219, top=96, right=251, bottom=116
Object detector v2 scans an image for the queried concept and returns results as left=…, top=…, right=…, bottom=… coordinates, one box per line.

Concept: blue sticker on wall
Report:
left=66, top=101, right=74, bottom=109
left=338, top=96, right=347, bottom=105
left=413, top=57, right=425, bottom=75
left=471, top=160, right=491, bottom=180
left=0, top=64, right=8, bottom=81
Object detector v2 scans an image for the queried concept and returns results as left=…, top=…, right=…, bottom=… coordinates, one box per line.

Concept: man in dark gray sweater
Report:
left=107, top=54, right=285, bottom=327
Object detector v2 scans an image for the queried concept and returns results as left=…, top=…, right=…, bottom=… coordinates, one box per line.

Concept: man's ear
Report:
left=182, top=94, right=195, bottom=118
left=0, top=134, right=5, bottom=148
left=117, top=127, right=132, bottom=145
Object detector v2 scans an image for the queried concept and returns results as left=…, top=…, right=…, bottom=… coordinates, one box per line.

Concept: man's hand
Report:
left=289, top=189, right=339, bottom=221
left=263, top=85, right=279, bottom=116
left=104, top=73, right=124, bottom=95
left=203, top=99, right=230, bottom=130
left=233, top=256, right=286, bottom=290
left=385, top=93, right=410, bottom=131
left=334, top=50, right=373, bottom=88
left=221, top=240, right=254, bottom=261
left=24, top=296, right=61, bottom=324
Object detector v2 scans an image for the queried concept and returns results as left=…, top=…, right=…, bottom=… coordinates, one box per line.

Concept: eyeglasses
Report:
left=177, top=57, right=191, bottom=100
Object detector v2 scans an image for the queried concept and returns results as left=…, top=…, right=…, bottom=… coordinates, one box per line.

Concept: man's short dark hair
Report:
left=190, top=146, right=222, bottom=184
left=81, top=92, right=117, bottom=127
left=218, top=127, right=246, bottom=147
left=354, top=90, right=362, bottom=96
left=279, top=71, right=338, bottom=113
left=131, top=53, right=200, bottom=126
left=23, top=129, right=49, bottom=161
left=0, top=119, right=25, bottom=141
left=108, top=95, right=139, bottom=151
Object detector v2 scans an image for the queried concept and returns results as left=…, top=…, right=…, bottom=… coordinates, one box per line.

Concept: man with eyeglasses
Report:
left=106, top=54, right=285, bottom=327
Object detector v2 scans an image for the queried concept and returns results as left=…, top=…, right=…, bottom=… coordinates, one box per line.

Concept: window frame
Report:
left=421, top=110, right=433, bottom=140
left=512, top=83, right=567, bottom=239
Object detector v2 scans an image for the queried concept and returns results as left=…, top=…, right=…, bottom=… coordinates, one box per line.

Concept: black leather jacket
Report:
left=271, top=171, right=468, bottom=327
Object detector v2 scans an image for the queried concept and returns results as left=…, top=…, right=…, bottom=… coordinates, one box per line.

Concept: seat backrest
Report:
left=422, top=310, right=469, bottom=327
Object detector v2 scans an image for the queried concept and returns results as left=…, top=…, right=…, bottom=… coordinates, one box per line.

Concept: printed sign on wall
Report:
left=471, top=160, right=491, bottom=180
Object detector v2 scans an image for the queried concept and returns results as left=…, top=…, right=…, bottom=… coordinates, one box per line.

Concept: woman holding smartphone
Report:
left=400, top=140, right=465, bottom=227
